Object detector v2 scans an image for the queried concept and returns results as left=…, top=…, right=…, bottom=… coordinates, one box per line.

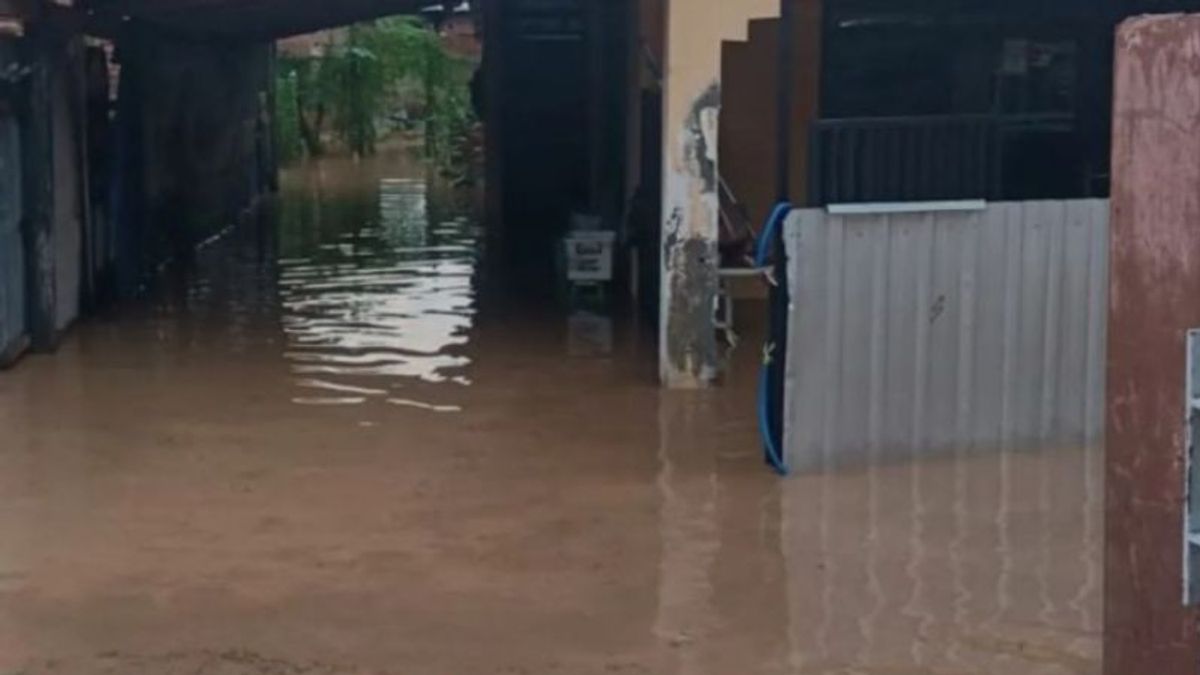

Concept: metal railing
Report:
left=808, top=113, right=1075, bottom=206
left=809, top=114, right=998, bottom=205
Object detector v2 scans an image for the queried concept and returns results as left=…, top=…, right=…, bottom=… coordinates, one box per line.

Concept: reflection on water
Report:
left=276, top=167, right=480, bottom=408
left=649, top=409, right=1102, bottom=675
left=774, top=445, right=1102, bottom=674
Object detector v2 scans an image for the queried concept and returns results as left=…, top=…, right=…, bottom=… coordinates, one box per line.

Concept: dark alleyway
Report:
left=0, top=151, right=1101, bottom=675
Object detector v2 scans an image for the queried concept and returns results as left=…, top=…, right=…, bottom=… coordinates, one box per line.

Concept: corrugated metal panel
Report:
left=0, top=108, right=24, bottom=360
left=782, top=200, right=1108, bottom=470
left=51, top=63, right=80, bottom=332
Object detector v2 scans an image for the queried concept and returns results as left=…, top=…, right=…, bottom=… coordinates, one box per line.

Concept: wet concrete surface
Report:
left=0, top=152, right=1101, bottom=674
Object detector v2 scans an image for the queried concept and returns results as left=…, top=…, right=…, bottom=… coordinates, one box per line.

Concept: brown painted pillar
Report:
left=1107, top=14, right=1200, bottom=674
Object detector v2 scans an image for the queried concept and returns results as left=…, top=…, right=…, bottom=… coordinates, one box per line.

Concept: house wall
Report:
left=1106, top=14, right=1200, bottom=674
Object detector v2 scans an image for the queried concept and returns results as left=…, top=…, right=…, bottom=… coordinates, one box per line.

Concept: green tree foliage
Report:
left=274, top=70, right=303, bottom=163
left=275, top=17, right=476, bottom=168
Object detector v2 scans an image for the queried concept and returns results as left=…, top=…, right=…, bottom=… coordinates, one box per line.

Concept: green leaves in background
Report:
left=275, top=17, right=476, bottom=170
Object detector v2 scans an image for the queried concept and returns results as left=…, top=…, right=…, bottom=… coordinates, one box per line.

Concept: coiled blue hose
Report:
left=755, top=202, right=792, bottom=476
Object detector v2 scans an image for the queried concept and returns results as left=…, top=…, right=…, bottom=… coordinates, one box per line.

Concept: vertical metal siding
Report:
left=0, top=110, right=24, bottom=359
left=783, top=200, right=1108, bottom=470
left=50, top=64, right=81, bottom=332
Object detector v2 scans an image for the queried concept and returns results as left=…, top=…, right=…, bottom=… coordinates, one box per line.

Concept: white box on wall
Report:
left=564, top=231, right=616, bottom=282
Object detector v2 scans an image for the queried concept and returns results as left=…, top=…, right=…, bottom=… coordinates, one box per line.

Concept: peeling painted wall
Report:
left=1106, top=14, right=1200, bottom=675
left=661, top=83, right=721, bottom=386
left=659, top=0, right=777, bottom=387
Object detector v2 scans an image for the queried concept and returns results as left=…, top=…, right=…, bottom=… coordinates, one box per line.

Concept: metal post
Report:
left=776, top=0, right=794, bottom=202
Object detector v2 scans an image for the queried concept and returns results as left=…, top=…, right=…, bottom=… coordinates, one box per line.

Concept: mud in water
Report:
left=0, top=150, right=1101, bottom=674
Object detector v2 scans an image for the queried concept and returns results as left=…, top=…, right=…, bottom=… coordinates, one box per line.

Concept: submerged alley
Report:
left=0, top=148, right=1102, bottom=675
left=0, top=0, right=1199, bottom=673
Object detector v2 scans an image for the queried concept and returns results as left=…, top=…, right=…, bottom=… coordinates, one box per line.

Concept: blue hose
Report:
left=755, top=202, right=792, bottom=476
left=755, top=202, right=793, bottom=268
left=758, top=356, right=789, bottom=475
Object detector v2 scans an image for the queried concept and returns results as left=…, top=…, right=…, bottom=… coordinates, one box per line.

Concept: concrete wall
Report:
left=659, top=0, right=777, bottom=387
left=783, top=200, right=1109, bottom=471
left=1106, top=14, right=1200, bottom=674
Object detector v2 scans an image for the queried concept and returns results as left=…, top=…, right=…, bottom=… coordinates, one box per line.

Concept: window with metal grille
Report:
left=1184, top=330, right=1200, bottom=604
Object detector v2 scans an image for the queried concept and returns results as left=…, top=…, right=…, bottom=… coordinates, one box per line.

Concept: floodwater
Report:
left=0, top=150, right=1101, bottom=674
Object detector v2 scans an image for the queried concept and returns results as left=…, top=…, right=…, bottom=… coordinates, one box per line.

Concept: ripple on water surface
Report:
left=277, top=176, right=479, bottom=409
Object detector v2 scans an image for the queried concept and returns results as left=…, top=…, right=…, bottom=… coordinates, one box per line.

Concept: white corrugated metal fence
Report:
left=782, top=200, right=1109, bottom=470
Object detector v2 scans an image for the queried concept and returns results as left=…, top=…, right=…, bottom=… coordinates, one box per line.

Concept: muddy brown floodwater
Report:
left=0, top=150, right=1101, bottom=675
